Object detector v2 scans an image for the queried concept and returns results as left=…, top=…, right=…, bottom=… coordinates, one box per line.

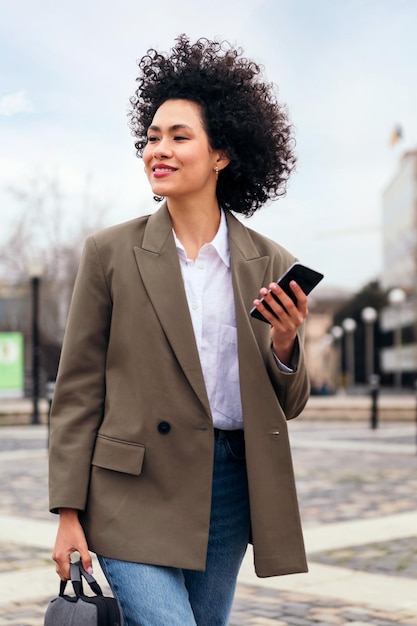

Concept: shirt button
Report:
left=191, top=302, right=199, bottom=310
left=197, top=262, right=204, bottom=269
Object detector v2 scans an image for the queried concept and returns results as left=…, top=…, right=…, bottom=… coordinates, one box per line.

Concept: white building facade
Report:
left=380, top=150, right=417, bottom=379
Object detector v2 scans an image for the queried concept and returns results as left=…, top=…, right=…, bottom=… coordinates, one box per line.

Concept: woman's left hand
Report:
left=252, top=280, right=308, bottom=366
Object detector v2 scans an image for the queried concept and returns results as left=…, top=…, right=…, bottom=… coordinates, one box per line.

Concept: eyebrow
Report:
left=148, top=123, right=193, bottom=132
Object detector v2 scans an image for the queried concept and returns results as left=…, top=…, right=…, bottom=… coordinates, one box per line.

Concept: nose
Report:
left=153, top=138, right=172, bottom=159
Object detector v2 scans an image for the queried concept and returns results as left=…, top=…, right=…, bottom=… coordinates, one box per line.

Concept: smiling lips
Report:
left=152, top=164, right=177, bottom=178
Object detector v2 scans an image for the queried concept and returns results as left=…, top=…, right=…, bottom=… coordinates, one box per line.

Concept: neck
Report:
left=167, top=199, right=221, bottom=260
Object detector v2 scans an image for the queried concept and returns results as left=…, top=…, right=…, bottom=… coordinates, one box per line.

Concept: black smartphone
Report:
left=250, top=262, right=324, bottom=323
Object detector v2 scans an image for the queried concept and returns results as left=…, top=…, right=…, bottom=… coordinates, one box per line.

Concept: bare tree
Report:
left=0, top=172, right=109, bottom=349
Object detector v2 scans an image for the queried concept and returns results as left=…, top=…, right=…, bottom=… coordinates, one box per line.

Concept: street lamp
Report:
left=361, top=306, right=377, bottom=384
left=388, top=288, right=406, bottom=390
left=342, top=317, right=357, bottom=389
left=28, top=260, right=44, bottom=425
left=331, top=325, right=343, bottom=391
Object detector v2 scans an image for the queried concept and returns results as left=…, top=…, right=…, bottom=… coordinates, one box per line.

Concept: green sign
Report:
left=0, top=332, right=24, bottom=397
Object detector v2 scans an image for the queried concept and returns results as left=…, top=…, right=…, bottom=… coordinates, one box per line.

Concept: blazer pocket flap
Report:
left=92, top=435, right=145, bottom=475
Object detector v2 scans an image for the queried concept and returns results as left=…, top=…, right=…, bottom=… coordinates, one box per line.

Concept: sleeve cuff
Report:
left=272, top=351, right=295, bottom=372
left=271, top=337, right=300, bottom=372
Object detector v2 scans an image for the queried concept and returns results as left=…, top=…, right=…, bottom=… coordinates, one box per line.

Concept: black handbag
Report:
left=44, top=560, right=123, bottom=625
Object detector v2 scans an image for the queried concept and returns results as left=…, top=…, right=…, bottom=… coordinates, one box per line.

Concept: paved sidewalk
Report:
left=0, top=420, right=416, bottom=625
left=2, top=392, right=417, bottom=424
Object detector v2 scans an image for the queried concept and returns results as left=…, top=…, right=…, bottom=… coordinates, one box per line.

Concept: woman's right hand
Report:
left=52, top=508, right=93, bottom=580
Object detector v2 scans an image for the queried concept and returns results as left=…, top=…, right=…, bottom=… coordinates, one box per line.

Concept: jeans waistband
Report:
left=214, top=428, right=244, bottom=442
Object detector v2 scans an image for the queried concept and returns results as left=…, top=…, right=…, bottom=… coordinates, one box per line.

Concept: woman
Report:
left=49, top=35, right=310, bottom=626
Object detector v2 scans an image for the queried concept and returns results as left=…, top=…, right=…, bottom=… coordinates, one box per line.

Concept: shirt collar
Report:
left=173, top=209, right=230, bottom=268
left=210, top=209, right=230, bottom=267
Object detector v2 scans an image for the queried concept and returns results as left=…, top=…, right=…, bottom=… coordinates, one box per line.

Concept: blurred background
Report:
left=1, top=0, right=416, bottom=405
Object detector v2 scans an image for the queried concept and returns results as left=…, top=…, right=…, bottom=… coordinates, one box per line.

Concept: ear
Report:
left=215, top=151, right=230, bottom=172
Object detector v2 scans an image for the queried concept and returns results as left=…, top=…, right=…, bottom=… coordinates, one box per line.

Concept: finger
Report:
left=265, top=284, right=294, bottom=319
left=287, top=280, right=308, bottom=310
left=270, top=281, right=308, bottom=318
left=53, top=556, right=71, bottom=581
left=53, top=548, right=81, bottom=580
left=253, top=296, right=282, bottom=326
left=80, top=551, right=94, bottom=575
left=257, top=286, right=286, bottom=318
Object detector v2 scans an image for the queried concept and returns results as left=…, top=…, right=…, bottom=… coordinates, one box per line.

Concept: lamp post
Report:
left=361, top=306, right=377, bottom=384
left=28, top=260, right=43, bottom=425
left=331, top=325, right=343, bottom=391
left=342, top=317, right=357, bottom=389
left=388, top=288, right=406, bottom=391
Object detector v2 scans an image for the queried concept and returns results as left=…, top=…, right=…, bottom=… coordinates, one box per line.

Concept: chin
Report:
left=151, top=185, right=169, bottom=197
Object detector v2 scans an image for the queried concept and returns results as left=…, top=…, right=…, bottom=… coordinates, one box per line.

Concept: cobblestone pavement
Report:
left=1, top=586, right=415, bottom=626
left=293, top=446, right=417, bottom=526
left=230, top=585, right=417, bottom=626
left=1, top=421, right=417, bottom=625
left=310, top=536, right=417, bottom=578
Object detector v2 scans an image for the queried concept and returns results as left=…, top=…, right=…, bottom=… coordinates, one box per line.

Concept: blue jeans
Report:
left=98, top=430, right=250, bottom=626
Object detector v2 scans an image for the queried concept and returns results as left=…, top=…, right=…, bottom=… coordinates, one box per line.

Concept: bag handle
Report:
left=59, top=560, right=103, bottom=598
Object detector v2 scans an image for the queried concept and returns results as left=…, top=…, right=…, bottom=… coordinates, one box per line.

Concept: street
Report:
left=0, top=417, right=416, bottom=625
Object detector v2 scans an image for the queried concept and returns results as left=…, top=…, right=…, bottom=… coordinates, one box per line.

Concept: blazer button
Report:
left=157, top=421, right=171, bottom=434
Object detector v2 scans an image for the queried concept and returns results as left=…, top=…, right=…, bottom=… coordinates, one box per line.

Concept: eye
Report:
left=147, top=135, right=158, bottom=143
left=174, top=136, right=189, bottom=141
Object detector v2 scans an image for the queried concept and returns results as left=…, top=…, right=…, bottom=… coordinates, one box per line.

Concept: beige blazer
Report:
left=49, top=203, right=310, bottom=578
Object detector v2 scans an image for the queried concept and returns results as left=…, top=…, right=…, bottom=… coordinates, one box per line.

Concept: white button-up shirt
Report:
left=173, top=210, right=244, bottom=430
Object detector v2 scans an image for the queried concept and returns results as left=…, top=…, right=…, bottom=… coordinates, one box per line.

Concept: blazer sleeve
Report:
left=265, top=321, right=310, bottom=420
left=49, top=236, right=112, bottom=513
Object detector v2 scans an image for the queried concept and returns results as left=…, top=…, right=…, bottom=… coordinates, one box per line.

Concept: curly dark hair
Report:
left=129, top=34, right=296, bottom=217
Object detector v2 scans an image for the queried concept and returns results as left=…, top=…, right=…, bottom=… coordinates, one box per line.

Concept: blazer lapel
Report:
left=133, top=206, right=272, bottom=421
left=226, top=212, right=276, bottom=412
left=133, top=203, right=211, bottom=418
left=226, top=212, right=270, bottom=324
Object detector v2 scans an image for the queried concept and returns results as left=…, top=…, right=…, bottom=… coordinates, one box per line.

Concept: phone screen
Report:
left=250, top=262, right=324, bottom=323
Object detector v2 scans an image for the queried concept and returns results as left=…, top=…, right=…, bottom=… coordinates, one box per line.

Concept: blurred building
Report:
left=380, top=149, right=417, bottom=384
left=261, top=150, right=417, bottom=393
left=304, top=285, right=352, bottom=394
left=381, top=150, right=417, bottom=290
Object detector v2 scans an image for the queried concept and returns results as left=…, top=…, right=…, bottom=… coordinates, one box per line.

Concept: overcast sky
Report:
left=1, top=0, right=416, bottom=292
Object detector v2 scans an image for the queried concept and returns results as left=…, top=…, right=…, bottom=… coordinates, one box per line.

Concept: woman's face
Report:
left=143, top=99, right=225, bottom=203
